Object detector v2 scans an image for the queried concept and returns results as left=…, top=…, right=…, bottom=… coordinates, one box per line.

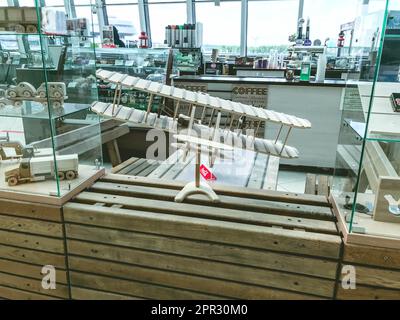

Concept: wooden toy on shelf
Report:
left=5, top=154, right=79, bottom=186
left=0, top=81, right=68, bottom=108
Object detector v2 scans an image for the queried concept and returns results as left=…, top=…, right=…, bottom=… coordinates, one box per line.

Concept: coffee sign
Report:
left=232, top=85, right=268, bottom=108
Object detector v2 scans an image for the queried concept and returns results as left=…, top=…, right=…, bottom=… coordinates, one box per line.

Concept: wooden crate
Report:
left=0, top=198, right=69, bottom=300
left=63, top=174, right=342, bottom=300
left=337, top=243, right=400, bottom=300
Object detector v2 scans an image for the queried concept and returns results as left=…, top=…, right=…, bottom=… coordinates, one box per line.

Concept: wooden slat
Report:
left=100, top=174, right=330, bottom=207
left=117, top=158, right=144, bottom=175
left=0, top=258, right=68, bottom=284
left=0, top=199, right=61, bottom=222
left=264, top=156, right=280, bottom=191
left=0, top=214, right=62, bottom=237
left=66, top=226, right=338, bottom=279
left=106, top=139, right=122, bottom=167
left=339, top=265, right=400, bottom=290
left=127, top=159, right=156, bottom=176
left=0, top=230, right=65, bottom=253
left=147, top=150, right=183, bottom=179
left=247, top=154, right=269, bottom=189
left=305, top=174, right=317, bottom=195
left=0, top=285, right=60, bottom=300
left=0, top=245, right=66, bottom=269
left=317, top=175, right=329, bottom=196
left=74, top=191, right=337, bottom=235
left=136, top=161, right=161, bottom=177
left=344, top=244, right=400, bottom=270
left=67, top=239, right=337, bottom=295
left=337, top=285, right=400, bottom=300
left=69, top=271, right=226, bottom=300
left=64, top=203, right=341, bottom=258
left=0, top=272, right=69, bottom=299
left=71, top=287, right=143, bottom=300
left=162, top=153, right=195, bottom=180
left=68, top=255, right=331, bottom=298
left=111, top=157, right=138, bottom=174
left=90, top=181, right=334, bottom=221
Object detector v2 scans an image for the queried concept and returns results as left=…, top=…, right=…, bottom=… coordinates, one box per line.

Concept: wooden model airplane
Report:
left=92, top=69, right=311, bottom=158
left=91, top=69, right=312, bottom=201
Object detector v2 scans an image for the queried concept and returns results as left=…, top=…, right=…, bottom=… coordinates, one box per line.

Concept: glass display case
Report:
left=0, top=1, right=104, bottom=203
left=332, top=0, right=400, bottom=241
left=95, top=47, right=172, bottom=110
left=172, top=48, right=203, bottom=75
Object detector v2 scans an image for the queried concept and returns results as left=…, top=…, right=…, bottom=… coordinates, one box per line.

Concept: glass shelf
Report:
left=344, top=118, right=400, bottom=143
left=0, top=102, right=90, bottom=120
left=384, top=34, right=400, bottom=38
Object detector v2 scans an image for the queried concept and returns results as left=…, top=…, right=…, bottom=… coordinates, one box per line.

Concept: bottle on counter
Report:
left=300, top=55, right=311, bottom=82
left=316, top=47, right=327, bottom=83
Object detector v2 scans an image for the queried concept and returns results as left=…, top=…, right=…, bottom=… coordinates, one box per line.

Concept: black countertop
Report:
left=173, top=75, right=349, bottom=87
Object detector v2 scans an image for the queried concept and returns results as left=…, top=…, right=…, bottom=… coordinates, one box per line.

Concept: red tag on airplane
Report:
left=200, top=164, right=217, bottom=181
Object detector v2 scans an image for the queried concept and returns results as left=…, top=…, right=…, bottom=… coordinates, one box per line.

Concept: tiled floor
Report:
left=277, top=170, right=308, bottom=193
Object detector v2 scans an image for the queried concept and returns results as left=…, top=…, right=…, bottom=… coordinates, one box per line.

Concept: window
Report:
left=148, top=1, right=187, bottom=46
left=248, top=0, right=298, bottom=55
left=106, top=0, right=138, bottom=3
left=195, top=0, right=241, bottom=54
left=45, top=0, right=65, bottom=5
left=106, top=4, right=141, bottom=43
left=75, top=5, right=99, bottom=35
left=303, top=0, right=361, bottom=45
left=18, top=0, right=35, bottom=5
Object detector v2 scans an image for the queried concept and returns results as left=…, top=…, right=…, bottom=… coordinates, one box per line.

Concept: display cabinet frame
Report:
left=331, top=0, right=400, bottom=248
left=0, top=1, right=104, bottom=205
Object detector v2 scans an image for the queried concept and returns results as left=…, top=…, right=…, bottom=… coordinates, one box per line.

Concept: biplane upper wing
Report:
left=96, top=69, right=311, bottom=129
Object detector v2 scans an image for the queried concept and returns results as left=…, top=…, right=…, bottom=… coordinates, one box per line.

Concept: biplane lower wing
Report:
left=91, top=101, right=300, bottom=159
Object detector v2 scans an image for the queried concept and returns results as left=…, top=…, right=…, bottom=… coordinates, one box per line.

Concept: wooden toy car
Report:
left=37, top=82, right=67, bottom=99
left=6, top=82, right=37, bottom=98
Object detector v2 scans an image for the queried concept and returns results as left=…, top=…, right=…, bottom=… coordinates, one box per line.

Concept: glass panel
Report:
left=247, top=0, right=298, bottom=55
left=303, top=0, right=361, bottom=45
left=331, top=0, right=400, bottom=238
left=106, top=4, right=141, bottom=45
left=149, top=2, right=186, bottom=47
left=0, top=1, right=103, bottom=200
left=195, top=1, right=241, bottom=55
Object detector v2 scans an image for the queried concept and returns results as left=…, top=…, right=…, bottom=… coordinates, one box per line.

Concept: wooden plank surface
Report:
left=0, top=214, right=62, bottom=237
left=101, top=174, right=330, bottom=207
left=339, top=265, right=400, bottom=290
left=71, top=287, right=143, bottom=300
left=64, top=203, right=341, bottom=259
left=0, top=285, right=60, bottom=300
left=0, top=245, right=66, bottom=269
left=0, top=230, right=65, bottom=253
left=264, top=156, right=280, bottom=191
left=69, top=271, right=226, bottom=300
left=111, top=157, right=138, bottom=174
left=89, top=181, right=334, bottom=221
left=74, top=191, right=337, bottom=235
left=66, top=227, right=338, bottom=279
left=344, top=244, right=400, bottom=270
left=337, top=285, right=400, bottom=300
left=0, top=272, right=69, bottom=299
left=0, top=199, right=62, bottom=222
left=68, top=255, right=331, bottom=298
left=247, top=154, right=269, bottom=189
left=0, top=258, right=68, bottom=284
left=67, top=239, right=336, bottom=296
